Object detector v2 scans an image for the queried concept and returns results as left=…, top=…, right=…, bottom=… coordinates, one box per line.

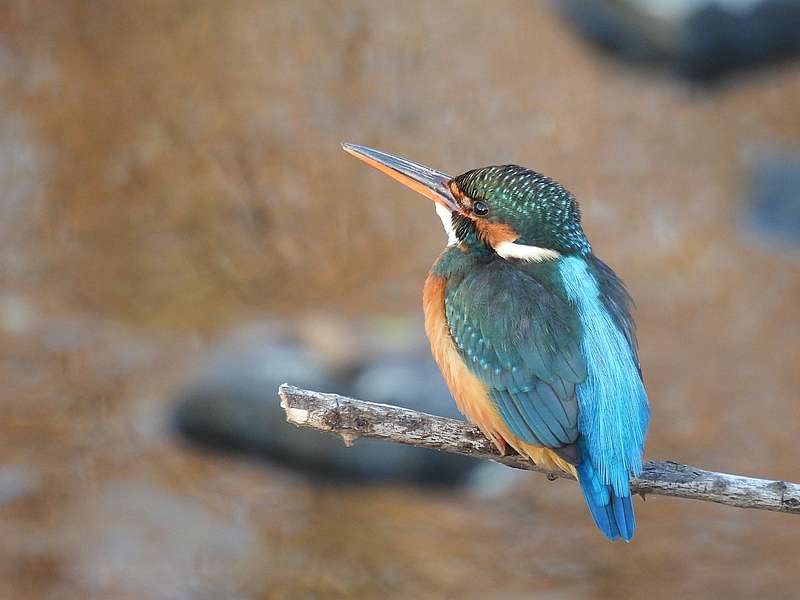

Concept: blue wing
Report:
left=560, top=255, right=650, bottom=541
left=445, top=254, right=648, bottom=541
left=444, top=259, right=586, bottom=451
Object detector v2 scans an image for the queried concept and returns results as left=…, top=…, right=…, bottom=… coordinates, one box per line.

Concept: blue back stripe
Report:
left=558, top=256, right=649, bottom=497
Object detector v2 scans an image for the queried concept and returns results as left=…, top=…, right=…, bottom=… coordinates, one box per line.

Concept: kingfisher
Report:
left=342, top=143, right=650, bottom=541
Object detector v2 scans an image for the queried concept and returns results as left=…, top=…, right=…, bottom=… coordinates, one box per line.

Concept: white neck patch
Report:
left=434, top=205, right=559, bottom=262
left=494, top=240, right=561, bottom=262
left=435, top=203, right=458, bottom=246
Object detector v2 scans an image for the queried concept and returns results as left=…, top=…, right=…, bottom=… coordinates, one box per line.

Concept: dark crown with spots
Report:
left=452, top=165, right=592, bottom=255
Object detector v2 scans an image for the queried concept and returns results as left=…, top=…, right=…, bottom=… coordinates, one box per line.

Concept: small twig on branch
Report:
left=279, top=384, right=800, bottom=515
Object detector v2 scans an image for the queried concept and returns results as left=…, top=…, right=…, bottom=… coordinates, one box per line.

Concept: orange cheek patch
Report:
left=474, top=221, right=518, bottom=248
left=448, top=182, right=516, bottom=249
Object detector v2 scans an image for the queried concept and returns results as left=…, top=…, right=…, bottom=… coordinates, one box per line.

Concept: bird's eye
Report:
left=473, top=201, right=489, bottom=216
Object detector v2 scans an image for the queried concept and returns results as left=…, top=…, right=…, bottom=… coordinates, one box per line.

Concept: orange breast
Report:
left=422, top=270, right=577, bottom=477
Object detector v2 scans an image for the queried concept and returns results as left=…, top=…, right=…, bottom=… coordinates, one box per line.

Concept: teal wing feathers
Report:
left=444, top=259, right=587, bottom=450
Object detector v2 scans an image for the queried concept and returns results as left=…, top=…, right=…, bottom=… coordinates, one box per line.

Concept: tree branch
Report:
left=279, top=384, right=800, bottom=514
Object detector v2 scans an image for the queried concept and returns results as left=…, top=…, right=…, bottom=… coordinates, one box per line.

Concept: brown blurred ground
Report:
left=1, top=1, right=799, bottom=598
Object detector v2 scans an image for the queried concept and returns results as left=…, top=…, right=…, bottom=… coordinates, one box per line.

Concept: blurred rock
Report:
left=173, top=321, right=480, bottom=486
left=464, top=461, right=529, bottom=500
left=745, top=149, right=800, bottom=247
left=0, top=465, right=39, bottom=504
left=351, top=355, right=459, bottom=418
left=556, top=0, right=800, bottom=82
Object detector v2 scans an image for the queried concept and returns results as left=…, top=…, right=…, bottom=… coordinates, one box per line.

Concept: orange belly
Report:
left=423, top=271, right=577, bottom=477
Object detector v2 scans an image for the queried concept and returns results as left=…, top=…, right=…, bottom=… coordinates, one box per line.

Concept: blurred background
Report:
left=2, top=1, right=800, bottom=598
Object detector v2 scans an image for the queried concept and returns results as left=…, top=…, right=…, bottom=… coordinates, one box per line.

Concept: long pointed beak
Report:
left=342, top=143, right=459, bottom=212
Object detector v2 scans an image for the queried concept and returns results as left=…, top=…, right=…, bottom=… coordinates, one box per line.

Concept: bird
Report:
left=342, top=142, right=650, bottom=541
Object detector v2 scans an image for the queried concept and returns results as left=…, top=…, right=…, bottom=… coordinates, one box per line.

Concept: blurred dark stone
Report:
left=172, top=322, right=480, bottom=486
left=555, top=0, right=670, bottom=64
left=682, top=1, right=800, bottom=81
left=556, top=0, right=800, bottom=83
left=745, top=151, right=800, bottom=246
left=352, top=357, right=459, bottom=419
left=0, top=465, right=40, bottom=505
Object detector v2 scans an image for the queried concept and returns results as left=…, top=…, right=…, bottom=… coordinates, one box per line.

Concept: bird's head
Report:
left=343, top=143, right=591, bottom=262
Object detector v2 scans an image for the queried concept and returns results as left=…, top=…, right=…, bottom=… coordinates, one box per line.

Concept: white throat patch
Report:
left=494, top=240, right=561, bottom=262
left=435, top=203, right=458, bottom=246
left=434, top=204, right=559, bottom=262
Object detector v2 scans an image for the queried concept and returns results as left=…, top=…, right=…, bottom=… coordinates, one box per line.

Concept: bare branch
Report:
left=279, top=384, right=800, bottom=515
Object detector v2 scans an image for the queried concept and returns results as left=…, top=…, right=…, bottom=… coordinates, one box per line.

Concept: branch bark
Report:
left=279, top=384, right=800, bottom=515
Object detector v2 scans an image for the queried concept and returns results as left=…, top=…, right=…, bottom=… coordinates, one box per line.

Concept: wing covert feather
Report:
left=445, top=262, right=586, bottom=448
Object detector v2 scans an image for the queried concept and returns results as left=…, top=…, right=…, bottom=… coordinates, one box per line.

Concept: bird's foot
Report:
left=488, top=433, right=509, bottom=456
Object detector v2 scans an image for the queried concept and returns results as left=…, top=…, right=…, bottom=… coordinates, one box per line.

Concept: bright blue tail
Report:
left=576, top=443, right=635, bottom=542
